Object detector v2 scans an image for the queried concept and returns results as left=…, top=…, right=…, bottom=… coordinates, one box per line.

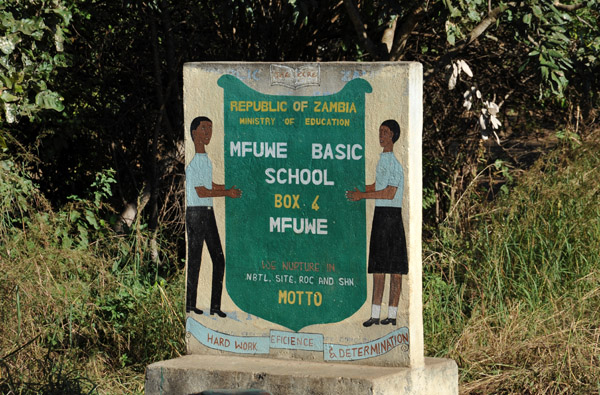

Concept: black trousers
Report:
left=186, top=206, right=225, bottom=310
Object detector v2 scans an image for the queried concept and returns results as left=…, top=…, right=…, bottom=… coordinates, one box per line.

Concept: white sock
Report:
left=371, top=304, right=381, bottom=319
left=388, top=306, right=398, bottom=319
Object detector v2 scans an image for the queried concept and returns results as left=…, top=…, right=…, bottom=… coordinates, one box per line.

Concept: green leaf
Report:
left=0, top=73, right=12, bottom=88
left=4, top=102, right=16, bottom=123
left=33, top=80, right=47, bottom=92
left=523, top=13, right=532, bottom=25
left=551, top=71, right=563, bottom=85
left=517, top=59, right=530, bottom=73
left=85, top=209, right=99, bottom=229
left=447, top=32, right=455, bottom=45
left=552, top=32, right=570, bottom=43
left=548, top=3, right=562, bottom=16
left=54, top=25, right=64, bottom=52
left=31, top=29, right=44, bottom=41
left=70, top=210, right=80, bottom=222
left=51, top=7, right=73, bottom=25
left=35, top=90, right=64, bottom=111
left=16, top=18, right=45, bottom=36
left=0, top=56, right=9, bottom=71
left=547, top=49, right=563, bottom=58
left=0, top=34, right=20, bottom=55
left=540, top=59, right=559, bottom=70
left=0, top=11, right=15, bottom=29
left=468, top=9, right=481, bottom=22
left=53, top=53, right=71, bottom=68
left=0, top=90, right=18, bottom=102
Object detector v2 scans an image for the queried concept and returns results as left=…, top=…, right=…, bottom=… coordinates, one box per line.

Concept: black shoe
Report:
left=210, top=309, right=227, bottom=318
left=381, top=317, right=396, bottom=325
left=362, top=317, right=380, bottom=327
left=186, top=306, right=203, bottom=315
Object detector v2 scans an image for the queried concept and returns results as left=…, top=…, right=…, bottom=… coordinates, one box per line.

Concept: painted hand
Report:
left=228, top=186, right=242, bottom=198
left=345, top=187, right=362, bottom=201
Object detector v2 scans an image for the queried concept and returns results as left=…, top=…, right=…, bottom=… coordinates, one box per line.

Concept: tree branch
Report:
left=465, top=4, right=509, bottom=46
left=553, top=1, right=585, bottom=11
left=381, top=17, right=397, bottom=54
left=342, top=0, right=382, bottom=59
left=445, top=3, right=514, bottom=58
left=389, top=1, right=427, bottom=61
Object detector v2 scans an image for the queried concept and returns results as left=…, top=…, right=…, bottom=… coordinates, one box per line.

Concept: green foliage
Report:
left=0, top=0, right=72, bottom=123
left=59, top=168, right=116, bottom=248
left=424, top=136, right=600, bottom=392
left=0, top=159, right=40, bottom=234
left=0, top=161, right=184, bottom=393
left=443, top=0, right=599, bottom=100
left=519, top=2, right=577, bottom=98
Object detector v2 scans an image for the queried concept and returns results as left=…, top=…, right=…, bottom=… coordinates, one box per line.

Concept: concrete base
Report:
left=145, top=355, right=458, bottom=395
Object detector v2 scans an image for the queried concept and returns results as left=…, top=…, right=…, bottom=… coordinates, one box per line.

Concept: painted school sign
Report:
left=184, top=62, right=423, bottom=367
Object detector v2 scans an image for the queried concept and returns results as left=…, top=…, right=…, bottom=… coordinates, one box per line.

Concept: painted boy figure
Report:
left=346, top=119, right=408, bottom=327
left=186, top=116, right=241, bottom=318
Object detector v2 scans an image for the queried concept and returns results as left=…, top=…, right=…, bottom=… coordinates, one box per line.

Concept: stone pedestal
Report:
left=145, top=355, right=458, bottom=395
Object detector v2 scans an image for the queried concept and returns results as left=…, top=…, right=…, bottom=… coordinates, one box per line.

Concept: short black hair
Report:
left=381, top=119, right=400, bottom=143
left=190, top=116, right=212, bottom=140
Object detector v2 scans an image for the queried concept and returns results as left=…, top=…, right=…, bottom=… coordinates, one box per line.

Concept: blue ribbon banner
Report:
left=186, top=317, right=409, bottom=361
left=186, top=317, right=270, bottom=354
left=323, top=328, right=409, bottom=361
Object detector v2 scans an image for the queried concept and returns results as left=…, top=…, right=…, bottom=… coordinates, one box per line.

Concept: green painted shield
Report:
left=219, top=75, right=371, bottom=331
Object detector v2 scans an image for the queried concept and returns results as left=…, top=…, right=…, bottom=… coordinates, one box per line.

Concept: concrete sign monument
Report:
left=146, top=62, right=457, bottom=394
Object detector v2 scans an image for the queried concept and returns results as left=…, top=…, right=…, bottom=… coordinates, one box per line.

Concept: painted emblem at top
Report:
left=270, top=64, right=320, bottom=89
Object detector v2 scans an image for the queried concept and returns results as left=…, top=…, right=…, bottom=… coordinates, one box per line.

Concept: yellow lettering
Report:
left=274, top=194, right=283, bottom=208
left=314, top=291, right=322, bottom=306
left=278, top=290, right=287, bottom=304
left=278, top=290, right=322, bottom=306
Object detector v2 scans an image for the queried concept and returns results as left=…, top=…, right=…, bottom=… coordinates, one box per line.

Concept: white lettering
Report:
left=311, top=143, right=363, bottom=160
left=269, top=217, right=328, bottom=235
left=265, top=168, right=334, bottom=186
left=229, top=141, right=288, bottom=158
left=265, top=168, right=276, bottom=184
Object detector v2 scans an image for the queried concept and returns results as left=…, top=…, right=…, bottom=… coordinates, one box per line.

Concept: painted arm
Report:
left=195, top=183, right=242, bottom=198
left=346, top=183, right=397, bottom=201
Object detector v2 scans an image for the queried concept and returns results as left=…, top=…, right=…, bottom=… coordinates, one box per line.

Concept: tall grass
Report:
left=0, top=161, right=185, bottom=394
left=424, top=132, right=600, bottom=393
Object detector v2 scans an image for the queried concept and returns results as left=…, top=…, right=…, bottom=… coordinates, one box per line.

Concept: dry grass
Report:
left=0, top=163, right=185, bottom=394
left=425, top=130, right=600, bottom=394
left=452, top=294, right=600, bottom=394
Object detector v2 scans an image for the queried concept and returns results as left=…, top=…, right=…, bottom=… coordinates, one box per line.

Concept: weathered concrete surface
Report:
left=145, top=355, right=457, bottom=395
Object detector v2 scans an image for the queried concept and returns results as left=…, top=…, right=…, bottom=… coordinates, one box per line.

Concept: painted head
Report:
left=190, top=116, right=213, bottom=147
left=379, top=119, right=400, bottom=148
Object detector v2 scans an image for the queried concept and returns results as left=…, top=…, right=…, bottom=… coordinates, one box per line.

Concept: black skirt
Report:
left=367, top=207, right=409, bottom=274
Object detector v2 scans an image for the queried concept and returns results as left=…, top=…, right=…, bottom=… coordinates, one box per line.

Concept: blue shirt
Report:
left=186, top=153, right=213, bottom=207
left=375, top=152, right=404, bottom=208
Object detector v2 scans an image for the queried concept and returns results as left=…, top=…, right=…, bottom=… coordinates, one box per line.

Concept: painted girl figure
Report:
left=346, top=119, right=408, bottom=327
